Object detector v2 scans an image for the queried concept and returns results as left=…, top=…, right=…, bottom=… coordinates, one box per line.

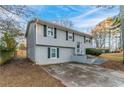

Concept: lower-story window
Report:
left=48, top=47, right=59, bottom=59
left=50, top=47, right=57, bottom=58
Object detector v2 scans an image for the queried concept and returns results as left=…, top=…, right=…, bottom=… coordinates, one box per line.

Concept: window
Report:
left=85, top=37, right=90, bottom=43
left=84, top=36, right=86, bottom=43
left=77, top=42, right=80, bottom=48
left=50, top=48, right=57, bottom=58
left=68, top=33, right=73, bottom=40
left=85, top=39, right=89, bottom=42
left=89, top=39, right=91, bottom=43
left=47, top=27, right=54, bottom=37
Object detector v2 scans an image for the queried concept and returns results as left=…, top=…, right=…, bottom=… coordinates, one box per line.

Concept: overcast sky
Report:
left=29, top=5, right=120, bottom=33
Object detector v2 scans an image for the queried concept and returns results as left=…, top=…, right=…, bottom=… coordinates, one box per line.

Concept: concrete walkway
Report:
left=43, top=63, right=124, bottom=87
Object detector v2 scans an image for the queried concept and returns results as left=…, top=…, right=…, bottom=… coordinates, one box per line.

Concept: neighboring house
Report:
left=26, top=19, right=93, bottom=65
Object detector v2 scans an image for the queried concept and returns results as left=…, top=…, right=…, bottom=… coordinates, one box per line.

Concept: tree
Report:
left=53, top=18, right=74, bottom=28
left=96, top=5, right=115, bottom=9
left=109, top=16, right=121, bottom=50
left=92, top=15, right=121, bottom=52
left=1, top=32, right=18, bottom=51
left=0, top=5, right=33, bottom=37
left=0, top=5, right=33, bottom=54
left=92, top=17, right=113, bottom=49
left=0, top=5, right=33, bottom=19
left=120, top=6, right=124, bottom=64
left=19, top=43, right=26, bottom=50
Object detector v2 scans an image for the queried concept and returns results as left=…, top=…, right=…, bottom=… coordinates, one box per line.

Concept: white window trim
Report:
left=47, top=26, right=54, bottom=37
left=68, top=33, right=73, bottom=40
left=50, top=47, right=57, bottom=59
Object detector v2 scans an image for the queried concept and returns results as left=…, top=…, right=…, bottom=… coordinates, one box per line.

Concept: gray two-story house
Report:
left=26, top=19, right=93, bottom=65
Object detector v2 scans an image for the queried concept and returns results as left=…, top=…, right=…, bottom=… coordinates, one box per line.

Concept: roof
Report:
left=25, top=18, right=93, bottom=38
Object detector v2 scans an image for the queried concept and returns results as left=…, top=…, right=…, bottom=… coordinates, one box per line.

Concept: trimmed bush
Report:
left=86, top=48, right=109, bottom=56
left=100, top=49, right=110, bottom=53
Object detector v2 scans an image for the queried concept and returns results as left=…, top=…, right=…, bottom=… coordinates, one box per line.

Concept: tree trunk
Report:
left=120, top=6, right=124, bottom=64
left=109, top=30, right=111, bottom=51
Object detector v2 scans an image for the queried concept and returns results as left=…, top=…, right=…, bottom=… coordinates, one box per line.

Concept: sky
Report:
left=29, top=5, right=120, bottom=33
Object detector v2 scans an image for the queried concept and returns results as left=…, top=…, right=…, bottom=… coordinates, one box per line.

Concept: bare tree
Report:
left=0, top=5, right=33, bottom=55
left=0, top=5, right=33, bottom=18
left=92, top=17, right=113, bottom=49
left=0, top=5, right=33, bottom=40
left=53, top=18, right=74, bottom=28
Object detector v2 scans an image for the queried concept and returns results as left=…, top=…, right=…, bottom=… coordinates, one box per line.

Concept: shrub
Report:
left=99, top=49, right=110, bottom=53
left=0, top=49, right=14, bottom=65
left=86, top=48, right=109, bottom=56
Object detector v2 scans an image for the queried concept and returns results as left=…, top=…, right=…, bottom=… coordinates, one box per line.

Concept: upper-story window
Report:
left=85, top=39, right=89, bottom=42
left=85, top=37, right=92, bottom=43
left=68, top=33, right=73, bottom=40
left=47, top=27, right=54, bottom=37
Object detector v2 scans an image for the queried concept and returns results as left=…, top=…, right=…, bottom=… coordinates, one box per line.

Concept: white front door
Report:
left=76, top=42, right=84, bottom=55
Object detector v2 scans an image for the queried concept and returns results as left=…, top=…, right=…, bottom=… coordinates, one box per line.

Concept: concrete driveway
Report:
left=43, top=63, right=124, bottom=87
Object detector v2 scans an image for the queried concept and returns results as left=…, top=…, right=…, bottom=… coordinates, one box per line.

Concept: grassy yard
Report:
left=0, top=58, right=64, bottom=87
left=99, top=53, right=123, bottom=62
left=99, top=53, right=124, bottom=71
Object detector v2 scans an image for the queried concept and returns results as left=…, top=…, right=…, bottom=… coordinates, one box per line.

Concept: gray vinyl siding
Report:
left=36, top=24, right=92, bottom=52
left=35, top=46, right=74, bottom=65
left=27, top=22, right=92, bottom=65
left=27, top=23, right=36, bottom=61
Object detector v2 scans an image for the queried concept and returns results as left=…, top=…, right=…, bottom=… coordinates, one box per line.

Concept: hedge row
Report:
left=86, top=48, right=109, bottom=56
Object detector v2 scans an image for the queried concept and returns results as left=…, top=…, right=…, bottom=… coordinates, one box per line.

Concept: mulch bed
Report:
left=99, top=61, right=124, bottom=72
left=0, top=58, right=64, bottom=87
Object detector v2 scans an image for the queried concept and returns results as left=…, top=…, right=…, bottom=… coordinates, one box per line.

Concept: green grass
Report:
left=0, top=51, right=13, bottom=65
left=99, top=53, right=123, bottom=62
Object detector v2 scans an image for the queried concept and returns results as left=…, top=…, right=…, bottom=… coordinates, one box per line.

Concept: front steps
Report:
left=71, top=55, right=108, bottom=65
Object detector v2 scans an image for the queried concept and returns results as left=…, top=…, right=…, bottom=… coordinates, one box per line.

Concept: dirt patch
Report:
left=0, top=58, right=64, bottom=87
left=99, top=61, right=124, bottom=72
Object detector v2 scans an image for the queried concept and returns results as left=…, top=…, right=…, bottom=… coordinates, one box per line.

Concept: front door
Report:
left=76, top=42, right=84, bottom=55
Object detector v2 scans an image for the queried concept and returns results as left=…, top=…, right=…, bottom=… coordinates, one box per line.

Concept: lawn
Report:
left=99, top=53, right=123, bottom=62
left=99, top=53, right=124, bottom=71
left=0, top=58, right=64, bottom=87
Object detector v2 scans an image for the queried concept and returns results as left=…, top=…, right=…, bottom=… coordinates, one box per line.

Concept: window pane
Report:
left=52, top=52, right=56, bottom=57
left=48, top=31, right=51, bottom=35
left=52, top=49, right=56, bottom=52
left=69, top=36, right=72, bottom=39
left=51, top=31, right=53, bottom=35
left=77, top=42, right=80, bottom=48
left=51, top=48, right=57, bottom=58
left=77, top=49, right=80, bottom=52
left=68, top=33, right=73, bottom=40
left=47, top=27, right=54, bottom=36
